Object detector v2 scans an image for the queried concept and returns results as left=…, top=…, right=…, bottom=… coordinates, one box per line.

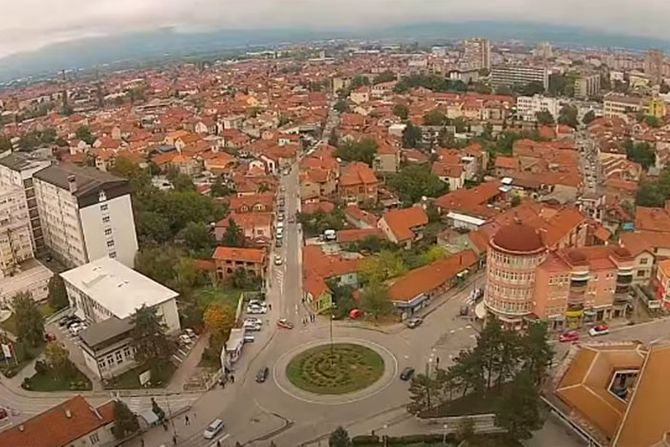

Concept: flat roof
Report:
left=0, top=260, right=53, bottom=298
left=79, top=316, right=133, bottom=349
left=60, top=257, right=178, bottom=319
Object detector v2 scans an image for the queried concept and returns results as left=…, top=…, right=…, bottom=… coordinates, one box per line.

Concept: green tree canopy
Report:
left=329, top=426, right=352, bottom=447
left=12, top=292, right=44, bottom=347
left=373, top=71, right=396, bottom=84
left=388, top=163, right=449, bottom=205
left=402, top=122, right=422, bottom=149
left=359, top=281, right=393, bottom=319
left=423, top=110, right=448, bottom=126
left=335, top=138, right=378, bottom=166
left=494, top=370, right=544, bottom=441
left=582, top=110, right=596, bottom=125
left=130, top=305, right=174, bottom=364
left=535, top=110, right=555, bottom=125
left=333, top=99, right=348, bottom=113
left=178, top=221, right=214, bottom=256
left=75, top=125, right=95, bottom=145
left=47, top=274, right=69, bottom=310
left=625, top=140, right=655, bottom=170
left=558, top=105, right=579, bottom=128
left=393, top=103, right=409, bottom=120
left=222, top=218, right=245, bottom=247
left=112, top=400, right=140, bottom=439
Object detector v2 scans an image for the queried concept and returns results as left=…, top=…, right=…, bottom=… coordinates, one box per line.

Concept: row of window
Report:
left=98, top=346, right=133, bottom=371
left=488, top=269, right=535, bottom=282
left=489, top=251, right=544, bottom=267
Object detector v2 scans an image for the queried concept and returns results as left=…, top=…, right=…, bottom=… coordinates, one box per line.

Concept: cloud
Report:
left=1, top=0, right=670, bottom=57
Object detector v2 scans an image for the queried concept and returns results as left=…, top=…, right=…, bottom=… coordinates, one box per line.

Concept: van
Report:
left=324, top=229, right=336, bottom=241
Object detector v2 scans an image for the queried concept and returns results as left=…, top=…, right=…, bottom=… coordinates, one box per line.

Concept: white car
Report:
left=203, top=419, right=224, bottom=439
left=244, top=317, right=263, bottom=326
left=274, top=255, right=283, bottom=266
left=247, top=305, right=268, bottom=315
left=69, top=323, right=87, bottom=336
left=243, top=322, right=262, bottom=332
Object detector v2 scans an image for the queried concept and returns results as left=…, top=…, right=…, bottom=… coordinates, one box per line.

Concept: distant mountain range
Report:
left=1, top=21, right=669, bottom=82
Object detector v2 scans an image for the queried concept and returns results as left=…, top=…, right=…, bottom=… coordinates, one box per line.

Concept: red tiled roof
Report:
left=388, top=250, right=477, bottom=302
left=212, top=246, right=266, bottom=264
left=339, top=162, right=377, bottom=187
left=380, top=207, right=429, bottom=242
left=336, top=228, right=384, bottom=243
left=0, top=396, right=114, bottom=447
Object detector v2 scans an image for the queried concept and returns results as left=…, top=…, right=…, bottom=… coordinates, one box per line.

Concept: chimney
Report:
left=67, top=174, right=77, bottom=194
left=65, top=409, right=72, bottom=418
left=18, top=425, right=24, bottom=432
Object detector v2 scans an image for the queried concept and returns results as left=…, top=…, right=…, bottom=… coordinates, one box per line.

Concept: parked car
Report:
left=185, top=328, right=196, bottom=338
left=256, top=366, right=269, bottom=383
left=44, top=332, right=57, bottom=342
left=179, top=334, right=192, bottom=345
left=58, top=315, right=77, bottom=327
left=399, top=367, right=415, bottom=381
left=275, top=239, right=283, bottom=248
left=559, top=330, right=579, bottom=343
left=243, top=322, right=262, bottom=332
left=244, top=317, right=262, bottom=326
left=589, top=324, right=609, bottom=337
left=405, top=317, right=423, bottom=329
left=0, top=408, right=7, bottom=420
left=203, top=419, right=224, bottom=439
left=243, top=334, right=256, bottom=343
left=277, top=318, right=294, bottom=329
left=247, top=304, right=267, bottom=315
left=274, top=255, right=283, bottom=266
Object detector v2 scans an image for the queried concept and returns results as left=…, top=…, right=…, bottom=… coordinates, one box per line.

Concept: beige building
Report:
left=603, top=93, right=644, bottom=120
left=0, top=186, right=34, bottom=278
left=574, top=74, right=601, bottom=99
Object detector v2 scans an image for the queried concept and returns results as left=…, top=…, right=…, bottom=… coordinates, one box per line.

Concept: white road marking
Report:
left=449, top=330, right=455, bottom=334
left=465, top=325, right=472, bottom=329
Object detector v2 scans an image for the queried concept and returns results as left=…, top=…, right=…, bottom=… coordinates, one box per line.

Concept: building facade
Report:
left=212, top=246, right=267, bottom=281
left=0, top=186, right=34, bottom=278
left=462, top=38, right=491, bottom=71
left=574, top=74, right=602, bottom=99
left=491, top=65, right=549, bottom=90
left=33, top=164, right=139, bottom=268
left=0, top=153, right=51, bottom=254
left=516, top=94, right=562, bottom=121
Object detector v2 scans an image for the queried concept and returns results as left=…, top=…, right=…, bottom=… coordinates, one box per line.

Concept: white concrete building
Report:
left=0, top=259, right=52, bottom=307
left=516, top=94, right=562, bottom=122
left=61, top=257, right=181, bottom=379
left=0, top=153, right=51, bottom=254
left=33, top=164, right=138, bottom=268
left=0, top=186, right=33, bottom=278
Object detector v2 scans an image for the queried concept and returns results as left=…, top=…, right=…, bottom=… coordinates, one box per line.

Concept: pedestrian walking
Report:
left=268, top=303, right=272, bottom=310
left=163, top=422, right=168, bottom=431
left=230, top=374, right=235, bottom=383
left=217, top=441, right=221, bottom=447
left=185, top=414, right=190, bottom=426
left=140, top=439, right=145, bottom=447
left=172, top=435, right=177, bottom=446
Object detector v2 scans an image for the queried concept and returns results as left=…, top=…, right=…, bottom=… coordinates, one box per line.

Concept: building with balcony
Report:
left=338, top=162, right=378, bottom=204
left=33, top=164, right=138, bottom=268
left=491, top=65, right=549, bottom=90
left=653, top=259, right=670, bottom=310
left=516, top=95, right=562, bottom=122
left=0, top=186, right=34, bottom=278
left=212, top=246, right=267, bottom=281
left=484, top=221, right=548, bottom=329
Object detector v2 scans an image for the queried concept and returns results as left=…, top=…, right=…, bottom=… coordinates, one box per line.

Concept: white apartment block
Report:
left=0, top=186, right=33, bottom=278
left=33, top=164, right=138, bottom=268
left=0, top=153, right=51, bottom=254
left=603, top=93, right=644, bottom=120
left=516, top=95, right=562, bottom=122
left=462, top=38, right=491, bottom=71
left=61, top=257, right=180, bottom=379
left=491, top=65, right=549, bottom=90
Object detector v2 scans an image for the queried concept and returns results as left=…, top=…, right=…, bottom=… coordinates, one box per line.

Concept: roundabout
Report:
left=272, top=337, right=398, bottom=405
left=285, top=343, right=384, bottom=395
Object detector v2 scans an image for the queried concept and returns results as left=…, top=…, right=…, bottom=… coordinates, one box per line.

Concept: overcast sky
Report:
left=2, top=0, right=670, bottom=58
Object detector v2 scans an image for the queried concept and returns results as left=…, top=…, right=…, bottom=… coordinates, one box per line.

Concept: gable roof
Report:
left=0, top=396, right=114, bottom=447
left=212, top=246, right=266, bottom=264
left=380, top=207, right=429, bottom=242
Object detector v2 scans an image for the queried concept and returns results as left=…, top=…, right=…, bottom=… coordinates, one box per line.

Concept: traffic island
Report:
left=286, top=343, right=385, bottom=395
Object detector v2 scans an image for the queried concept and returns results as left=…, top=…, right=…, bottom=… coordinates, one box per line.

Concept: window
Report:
left=102, top=215, right=110, bottom=223
left=100, top=204, right=108, bottom=211
left=104, top=228, right=112, bottom=236
left=123, top=346, right=131, bottom=358
left=107, top=355, right=115, bottom=366
left=109, top=251, right=117, bottom=258
left=637, top=270, right=646, bottom=277
left=89, top=432, right=100, bottom=444
left=640, top=258, right=649, bottom=265
left=115, top=351, right=123, bottom=364
left=106, top=240, right=115, bottom=248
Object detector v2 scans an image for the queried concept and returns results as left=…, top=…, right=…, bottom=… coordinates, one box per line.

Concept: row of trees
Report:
left=387, top=163, right=448, bottom=205
left=408, top=319, right=553, bottom=441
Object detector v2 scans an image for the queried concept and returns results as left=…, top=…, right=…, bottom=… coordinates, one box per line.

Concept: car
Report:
left=274, top=255, right=283, bottom=266
left=277, top=318, right=294, bottom=329
left=179, top=334, right=192, bottom=345
left=44, top=332, right=57, bottom=342
left=203, top=419, right=224, bottom=439
left=559, top=330, right=579, bottom=343
left=243, top=334, right=256, bottom=343
left=243, top=322, right=262, bottom=332
left=288, top=217, right=295, bottom=224
left=280, top=186, right=286, bottom=192
left=244, top=317, right=262, bottom=326
left=275, top=239, right=283, bottom=248
left=589, top=324, right=609, bottom=337
left=58, top=315, right=77, bottom=327
left=399, top=367, right=415, bottom=381
left=247, top=305, right=267, bottom=315
left=185, top=328, right=196, bottom=338
left=277, top=213, right=284, bottom=222
left=69, top=323, right=87, bottom=336
left=256, top=366, right=269, bottom=383
left=405, top=317, right=423, bottom=329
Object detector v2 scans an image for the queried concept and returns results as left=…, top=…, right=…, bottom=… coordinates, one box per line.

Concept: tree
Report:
left=373, top=71, right=396, bottom=84
left=423, top=110, right=447, bottom=126
left=359, top=281, right=393, bottom=319
left=47, top=275, right=69, bottom=310
left=112, top=400, right=140, bottom=439
left=407, top=372, right=441, bottom=415
left=520, top=322, right=554, bottom=386
left=222, top=219, right=244, bottom=247
left=387, top=164, right=448, bottom=205
left=645, top=115, right=662, bottom=128
left=12, top=293, right=44, bottom=347
left=75, top=126, right=95, bottom=145
left=329, top=426, right=351, bottom=447
left=45, top=341, right=72, bottom=373
left=203, top=303, right=236, bottom=340
left=134, top=244, right=185, bottom=287
left=456, top=417, right=476, bottom=444
left=358, top=250, right=407, bottom=283
left=625, top=140, right=655, bottom=170
left=421, top=245, right=446, bottom=264
left=130, top=305, right=173, bottom=365
left=111, top=158, right=151, bottom=195
left=393, top=103, right=409, bottom=120
left=0, top=135, right=12, bottom=151
left=333, top=99, right=348, bottom=113
left=178, top=221, right=214, bottom=255
left=558, top=105, right=579, bottom=128
left=510, top=195, right=521, bottom=207
left=402, top=122, right=422, bottom=148
left=535, top=110, right=554, bottom=125
left=582, top=110, right=596, bottom=125
left=335, top=138, right=377, bottom=166
left=211, top=176, right=233, bottom=197
left=494, top=371, right=544, bottom=441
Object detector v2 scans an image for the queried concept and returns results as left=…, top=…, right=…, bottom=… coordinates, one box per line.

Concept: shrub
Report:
left=0, top=366, right=18, bottom=378
left=352, top=435, right=380, bottom=445
left=34, top=360, right=49, bottom=375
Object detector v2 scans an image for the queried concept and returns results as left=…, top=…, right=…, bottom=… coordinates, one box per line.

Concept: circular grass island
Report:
left=285, top=343, right=385, bottom=395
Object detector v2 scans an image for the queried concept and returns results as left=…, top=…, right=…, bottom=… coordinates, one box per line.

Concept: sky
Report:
left=2, top=0, right=670, bottom=58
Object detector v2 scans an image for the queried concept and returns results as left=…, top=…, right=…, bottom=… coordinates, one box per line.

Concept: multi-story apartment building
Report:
left=33, top=164, right=138, bottom=268
left=516, top=94, right=562, bottom=121
left=491, top=65, right=549, bottom=90
left=462, top=38, right=491, bottom=71
left=644, top=49, right=665, bottom=86
left=0, top=186, right=33, bottom=278
left=485, top=222, right=634, bottom=330
left=603, top=93, right=644, bottom=120
left=0, top=153, right=51, bottom=254
left=574, top=74, right=602, bottom=99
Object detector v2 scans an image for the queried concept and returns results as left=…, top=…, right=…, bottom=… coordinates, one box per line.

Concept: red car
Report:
left=559, top=330, right=579, bottom=343
left=276, top=319, right=294, bottom=330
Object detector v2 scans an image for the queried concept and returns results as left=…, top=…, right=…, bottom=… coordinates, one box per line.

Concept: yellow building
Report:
left=647, top=97, right=666, bottom=118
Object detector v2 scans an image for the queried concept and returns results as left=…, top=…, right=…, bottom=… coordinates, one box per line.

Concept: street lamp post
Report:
left=442, top=424, right=448, bottom=445
left=329, top=303, right=336, bottom=366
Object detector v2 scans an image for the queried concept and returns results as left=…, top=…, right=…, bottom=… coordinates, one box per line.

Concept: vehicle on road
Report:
left=256, top=366, right=269, bottom=383
left=179, top=334, right=192, bottom=345
left=203, top=419, right=224, bottom=439
left=399, top=367, right=415, bottom=381
left=58, top=315, right=78, bottom=327
left=277, top=318, right=294, bottom=329
left=69, top=323, right=87, bottom=336
left=244, top=317, right=262, bottom=326
left=323, top=229, right=336, bottom=241
left=247, top=306, right=267, bottom=315
left=589, top=324, right=609, bottom=337
left=277, top=213, right=284, bottom=222
left=274, top=255, right=283, bottom=266
left=0, top=408, right=7, bottom=420
left=288, top=216, right=295, bottom=224
left=405, top=317, right=423, bottom=329
left=559, top=330, right=579, bottom=343
left=243, top=334, right=255, bottom=343
left=275, top=239, right=283, bottom=248
left=243, top=321, right=262, bottom=331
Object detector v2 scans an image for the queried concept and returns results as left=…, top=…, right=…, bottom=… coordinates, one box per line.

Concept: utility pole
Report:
left=164, top=392, right=177, bottom=439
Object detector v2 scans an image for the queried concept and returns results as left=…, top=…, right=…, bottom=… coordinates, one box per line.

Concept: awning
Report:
left=565, top=310, right=584, bottom=318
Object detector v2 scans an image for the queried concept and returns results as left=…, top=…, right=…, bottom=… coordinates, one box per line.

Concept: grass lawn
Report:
left=23, top=367, right=91, bottom=392
left=286, top=343, right=384, bottom=395
left=195, top=286, right=245, bottom=309
left=1, top=303, right=57, bottom=336
left=104, top=361, right=176, bottom=389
